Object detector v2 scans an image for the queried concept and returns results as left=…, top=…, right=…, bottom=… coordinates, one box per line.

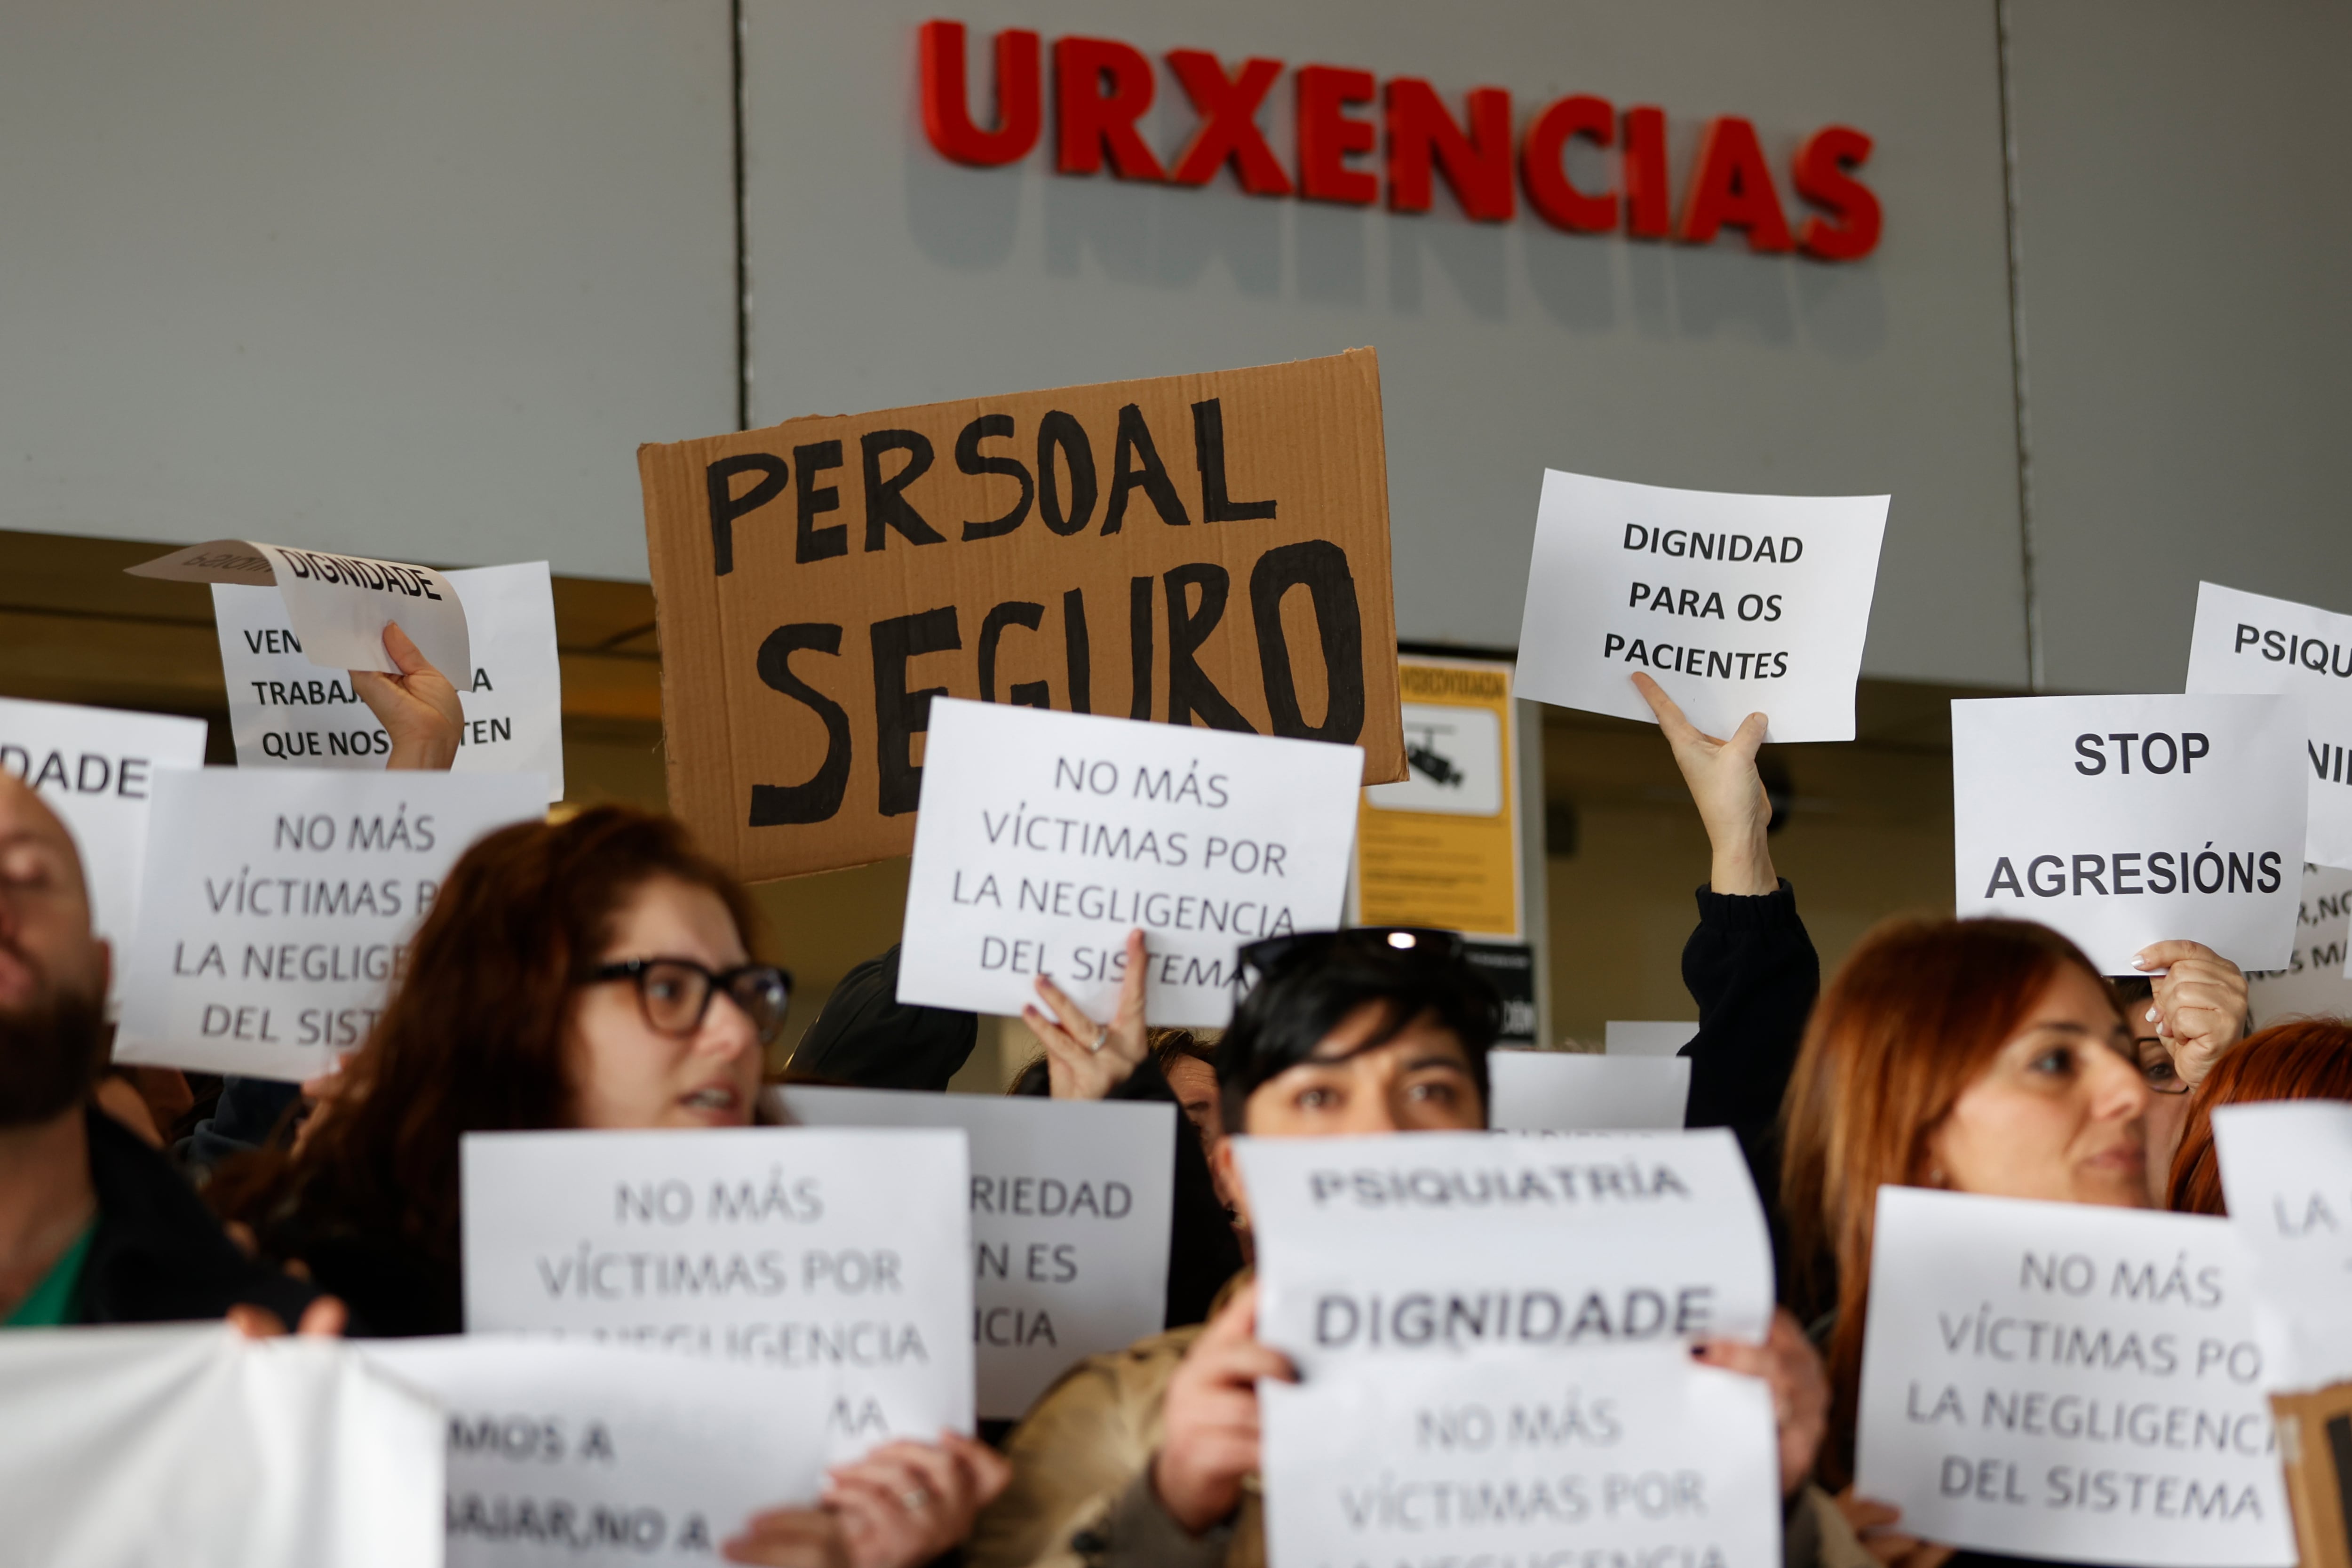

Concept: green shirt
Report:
left=3, top=1221, right=95, bottom=1328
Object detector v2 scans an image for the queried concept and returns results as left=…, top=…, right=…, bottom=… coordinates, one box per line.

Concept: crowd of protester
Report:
left=0, top=629, right=2344, bottom=1568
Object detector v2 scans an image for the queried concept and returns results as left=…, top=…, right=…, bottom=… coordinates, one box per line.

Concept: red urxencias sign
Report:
left=918, top=20, right=1882, bottom=263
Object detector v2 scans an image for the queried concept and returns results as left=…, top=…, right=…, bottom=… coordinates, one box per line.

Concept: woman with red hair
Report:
left=2165, top=1017, right=2352, bottom=1215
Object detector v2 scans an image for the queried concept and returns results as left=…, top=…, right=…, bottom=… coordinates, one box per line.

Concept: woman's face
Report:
left=564, top=876, right=763, bottom=1130
left=2126, top=1001, right=2191, bottom=1204
left=1924, top=964, right=2152, bottom=1208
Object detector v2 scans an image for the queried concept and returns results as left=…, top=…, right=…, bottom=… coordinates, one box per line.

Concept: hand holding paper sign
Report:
left=1634, top=671, right=1777, bottom=897
left=1021, top=928, right=1149, bottom=1098
left=350, top=622, right=463, bottom=771
left=796, top=1433, right=1010, bottom=1568
left=2132, top=939, right=2250, bottom=1089
left=1152, top=1282, right=1297, bottom=1535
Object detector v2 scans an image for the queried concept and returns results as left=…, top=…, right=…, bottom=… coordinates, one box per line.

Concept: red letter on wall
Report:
left=1055, top=36, right=1166, bottom=180
left=1385, top=78, right=1513, bottom=221
left=1793, top=126, right=1882, bottom=261
left=1622, top=105, right=1671, bottom=238
left=919, top=20, right=1041, bottom=167
left=1296, top=65, right=1378, bottom=204
left=1677, top=116, right=1793, bottom=252
left=1165, top=51, right=1291, bottom=194
left=1521, top=94, right=1616, bottom=232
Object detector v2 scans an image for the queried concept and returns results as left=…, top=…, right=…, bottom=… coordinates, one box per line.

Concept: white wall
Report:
left=0, top=0, right=735, bottom=580
left=743, top=0, right=2029, bottom=686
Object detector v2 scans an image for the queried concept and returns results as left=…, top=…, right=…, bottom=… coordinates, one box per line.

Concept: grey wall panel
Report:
left=2009, top=0, right=2352, bottom=693
left=746, top=0, right=2027, bottom=685
left=0, top=1, right=735, bottom=579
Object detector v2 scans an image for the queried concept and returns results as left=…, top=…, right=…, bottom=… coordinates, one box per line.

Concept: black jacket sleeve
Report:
left=1679, top=878, right=1818, bottom=1232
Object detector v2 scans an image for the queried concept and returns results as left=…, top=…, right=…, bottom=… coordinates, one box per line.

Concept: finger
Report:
left=1195, top=1282, right=1261, bottom=1347
left=1193, top=1343, right=1299, bottom=1387
left=225, top=1303, right=287, bottom=1338
left=1726, top=710, right=1770, bottom=764
left=1630, top=672, right=1704, bottom=744
left=223, top=1220, right=260, bottom=1260
left=1692, top=1338, right=1771, bottom=1378
left=296, top=1295, right=349, bottom=1337
left=1033, top=973, right=1103, bottom=1044
left=381, top=621, right=433, bottom=679
left=941, top=1430, right=1014, bottom=1504
left=1841, top=1499, right=1902, bottom=1530
left=2133, top=939, right=2218, bottom=971
left=1914, top=1546, right=1958, bottom=1568
left=1115, top=929, right=1149, bottom=1029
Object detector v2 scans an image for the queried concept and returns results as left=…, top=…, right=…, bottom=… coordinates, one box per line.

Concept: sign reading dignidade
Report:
left=896, top=698, right=1362, bottom=1026
left=1951, top=695, right=2305, bottom=974
left=1515, top=470, right=1888, bottom=743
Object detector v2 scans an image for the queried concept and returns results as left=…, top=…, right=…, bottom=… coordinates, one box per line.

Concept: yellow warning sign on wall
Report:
left=1352, top=657, right=1523, bottom=941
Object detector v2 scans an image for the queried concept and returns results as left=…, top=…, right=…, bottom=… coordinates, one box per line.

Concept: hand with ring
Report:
left=1022, top=928, right=1150, bottom=1100
left=777, top=1432, right=1009, bottom=1568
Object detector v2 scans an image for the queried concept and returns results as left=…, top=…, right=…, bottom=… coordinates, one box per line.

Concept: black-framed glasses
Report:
left=2133, top=1041, right=2193, bottom=1096
left=581, top=958, right=793, bottom=1045
left=1237, top=927, right=1469, bottom=991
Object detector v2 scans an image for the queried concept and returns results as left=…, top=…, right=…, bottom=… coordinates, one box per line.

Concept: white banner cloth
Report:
left=2212, top=1102, right=2352, bottom=1395
left=0, top=1323, right=441, bottom=1568
left=129, top=538, right=473, bottom=688
left=772, top=1086, right=1175, bottom=1419
left=461, top=1127, right=973, bottom=1461
left=361, top=1335, right=827, bottom=1566
left=1515, top=469, right=1889, bottom=742
left=113, top=767, right=544, bottom=1078
left=2185, top=581, right=2352, bottom=869
left=1260, top=1345, right=1782, bottom=1568
left=0, top=696, right=207, bottom=972
left=1855, top=1187, right=2293, bottom=1568
left=1234, top=1130, right=1774, bottom=1377
left=897, top=698, right=1363, bottom=1027
left=1951, top=694, right=2305, bottom=973
left=215, top=562, right=563, bottom=798
left=1487, top=1051, right=1692, bottom=1132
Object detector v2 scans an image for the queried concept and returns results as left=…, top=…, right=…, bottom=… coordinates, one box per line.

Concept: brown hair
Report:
left=1780, top=916, right=2109, bottom=1486
left=2165, top=1019, right=2352, bottom=1215
left=211, top=805, right=759, bottom=1272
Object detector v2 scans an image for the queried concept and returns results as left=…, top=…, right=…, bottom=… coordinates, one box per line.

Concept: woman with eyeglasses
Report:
left=209, top=805, right=1007, bottom=1568
left=2106, top=951, right=2250, bottom=1204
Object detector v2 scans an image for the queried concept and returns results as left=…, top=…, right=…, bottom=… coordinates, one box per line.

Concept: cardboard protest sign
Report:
left=361, top=1336, right=826, bottom=1566
left=1260, top=1345, right=1781, bottom=1568
left=1515, top=470, right=1889, bottom=742
left=0, top=1323, right=441, bottom=1568
left=773, top=1085, right=1175, bottom=1419
left=1952, top=695, right=2306, bottom=973
left=896, top=698, right=1361, bottom=1026
left=0, top=696, right=207, bottom=970
left=1354, top=656, right=1525, bottom=941
left=128, top=538, right=473, bottom=689
left=2187, top=583, right=2352, bottom=869
left=112, top=768, right=545, bottom=1079
left=1233, top=1129, right=1774, bottom=1378
left=1607, top=1019, right=1700, bottom=1057
left=1487, top=1051, right=1692, bottom=1132
left=639, top=350, right=1405, bottom=883
left=2247, top=865, right=2352, bottom=1027
left=2213, top=1103, right=2352, bottom=1394
left=461, top=1127, right=973, bottom=1461
left=215, top=561, right=564, bottom=799
left=1855, top=1187, right=2294, bottom=1568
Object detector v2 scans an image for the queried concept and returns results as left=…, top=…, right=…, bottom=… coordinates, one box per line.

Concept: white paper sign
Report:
left=771, top=1086, right=1176, bottom=1420
left=461, top=1127, right=974, bottom=1461
left=1488, top=1051, right=1692, bottom=1132
left=0, top=1323, right=442, bottom=1568
left=2212, top=1102, right=2352, bottom=1395
left=897, top=698, right=1364, bottom=1027
left=2186, top=582, right=2352, bottom=869
left=1952, top=695, right=2306, bottom=973
left=113, top=768, right=545, bottom=1078
left=1260, top=1346, right=1781, bottom=1568
left=127, top=537, right=474, bottom=688
left=0, top=696, right=207, bottom=968
left=1515, top=469, right=1889, bottom=742
left=1606, top=1019, right=1701, bottom=1057
left=1855, top=1187, right=2293, bottom=1568
left=361, top=1335, right=827, bottom=1566
left=2245, top=864, right=2352, bottom=1026
left=215, top=561, right=564, bottom=799
left=1234, top=1130, right=1774, bottom=1377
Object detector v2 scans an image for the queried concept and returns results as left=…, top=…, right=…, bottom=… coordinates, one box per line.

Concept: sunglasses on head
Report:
left=1235, top=927, right=1470, bottom=991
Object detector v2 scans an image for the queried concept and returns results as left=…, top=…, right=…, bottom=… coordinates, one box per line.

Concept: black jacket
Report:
left=1679, top=878, right=1819, bottom=1272
left=81, top=1106, right=319, bottom=1328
